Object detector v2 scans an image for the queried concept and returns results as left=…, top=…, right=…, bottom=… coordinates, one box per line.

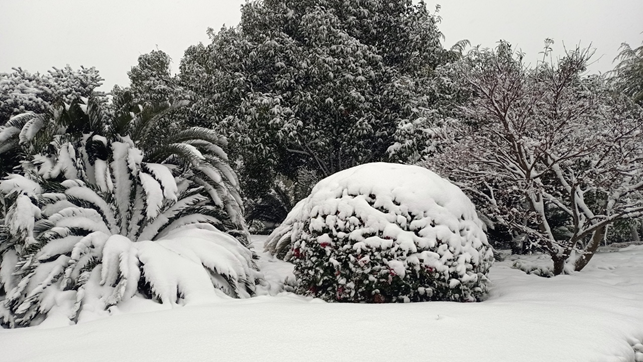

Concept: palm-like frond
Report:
left=143, top=125, right=247, bottom=241
left=0, top=118, right=258, bottom=327
left=263, top=198, right=305, bottom=260
left=0, top=98, right=110, bottom=179
left=611, top=41, right=643, bottom=104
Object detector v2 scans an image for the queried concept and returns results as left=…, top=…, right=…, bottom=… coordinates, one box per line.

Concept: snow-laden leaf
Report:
left=18, top=115, right=45, bottom=145
left=158, top=228, right=257, bottom=298
left=64, top=186, right=117, bottom=233
left=137, top=194, right=208, bottom=241
left=143, top=163, right=178, bottom=201
left=49, top=142, right=78, bottom=180
left=93, top=159, right=112, bottom=192
left=0, top=126, right=20, bottom=146
left=0, top=250, right=19, bottom=294
left=6, top=194, right=42, bottom=246
left=0, top=174, right=42, bottom=196
left=155, top=214, right=223, bottom=240
left=36, top=235, right=83, bottom=261
left=136, top=240, right=218, bottom=305
left=192, top=176, right=224, bottom=207
left=111, top=141, right=133, bottom=234
left=100, top=235, right=132, bottom=287
left=139, top=172, right=164, bottom=219
left=41, top=199, right=75, bottom=218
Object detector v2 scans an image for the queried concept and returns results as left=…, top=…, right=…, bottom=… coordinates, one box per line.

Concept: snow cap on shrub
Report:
left=266, top=162, right=493, bottom=303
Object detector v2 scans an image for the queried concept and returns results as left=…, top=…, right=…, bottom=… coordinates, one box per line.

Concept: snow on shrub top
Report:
left=266, top=162, right=494, bottom=302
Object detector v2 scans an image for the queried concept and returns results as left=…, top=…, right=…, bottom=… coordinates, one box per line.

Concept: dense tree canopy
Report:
left=179, top=0, right=452, bottom=199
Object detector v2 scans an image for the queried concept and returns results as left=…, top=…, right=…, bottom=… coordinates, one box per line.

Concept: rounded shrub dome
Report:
left=265, top=162, right=494, bottom=303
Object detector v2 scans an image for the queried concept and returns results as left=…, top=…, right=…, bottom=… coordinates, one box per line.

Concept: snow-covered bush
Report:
left=0, top=66, right=103, bottom=125
left=265, top=163, right=493, bottom=303
left=0, top=103, right=259, bottom=327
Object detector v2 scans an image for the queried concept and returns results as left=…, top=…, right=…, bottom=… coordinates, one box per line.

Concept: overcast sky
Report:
left=1, top=0, right=641, bottom=91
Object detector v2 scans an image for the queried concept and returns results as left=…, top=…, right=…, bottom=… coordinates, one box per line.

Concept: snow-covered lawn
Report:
left=1, top=236, right=642, bottom=362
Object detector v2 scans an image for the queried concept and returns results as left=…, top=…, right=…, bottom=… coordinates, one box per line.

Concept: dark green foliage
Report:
left=128, top=50, right=177, bottom=107
left=179, top=0, right=452, bottom=202
left=293, top=210, right=490, bottom=303
left=291, top=215, right=487, bottom=303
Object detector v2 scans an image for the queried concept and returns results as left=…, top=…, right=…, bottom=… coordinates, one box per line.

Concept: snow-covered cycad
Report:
left=0, top=135, right=259, bottom=327
left=0, top=96, right=108, bottom=177
left=265, top=163, right=493, bottom=303
left=263, top=198, right=305, bottom=259
left=141, top=126, right=247, bottom=241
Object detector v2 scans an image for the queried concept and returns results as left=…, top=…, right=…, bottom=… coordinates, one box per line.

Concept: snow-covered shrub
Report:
left=511, top=260, right=555, bottom=278
left=0, top=66, right=103, bottom=125
left=265, top=163, right=493, bottom=303
left=0, top=105, right=258, bottom=327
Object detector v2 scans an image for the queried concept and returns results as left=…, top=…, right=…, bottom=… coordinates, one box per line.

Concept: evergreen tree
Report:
left=179, top=0, right=451, bottom=200
left=127, top=50, right=180, bottom=107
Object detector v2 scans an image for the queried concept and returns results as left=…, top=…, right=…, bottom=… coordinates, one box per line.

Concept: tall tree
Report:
left=180, top=0, right=450, bottom=199
left=421, top=42, right=643, bottom=275
left=127, top=50, right=180, bottom=107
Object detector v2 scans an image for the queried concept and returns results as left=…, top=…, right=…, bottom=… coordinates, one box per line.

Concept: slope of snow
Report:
left=0, top=236, right=642, bottom=362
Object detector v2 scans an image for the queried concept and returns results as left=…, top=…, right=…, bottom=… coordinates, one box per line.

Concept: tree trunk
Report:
left=510, top=233, right=525, bottom=255
left=552, top=255, right=566, bottom=276
left=573, top=225, right=607, bottom=272
left=630, top=223, right=640, bottom=242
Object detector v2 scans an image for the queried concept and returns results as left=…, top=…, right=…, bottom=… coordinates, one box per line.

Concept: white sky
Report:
left=1, top=0, right=642, bottom=91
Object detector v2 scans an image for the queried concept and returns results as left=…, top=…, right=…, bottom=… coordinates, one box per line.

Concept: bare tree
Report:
left=427, top=42, right=643, bottom=275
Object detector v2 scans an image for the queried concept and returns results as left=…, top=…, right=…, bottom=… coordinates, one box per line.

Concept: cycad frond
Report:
left=174, top=127, right=228, bottom=149
left=450, top=39, right=471, bottom=54
left=611, top=41, right=643, bottom=104
left=0, top=123, right=258, bottom=327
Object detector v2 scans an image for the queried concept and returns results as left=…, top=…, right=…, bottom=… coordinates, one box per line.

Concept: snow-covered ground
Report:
left=1, top=236, right=642, bottom=362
